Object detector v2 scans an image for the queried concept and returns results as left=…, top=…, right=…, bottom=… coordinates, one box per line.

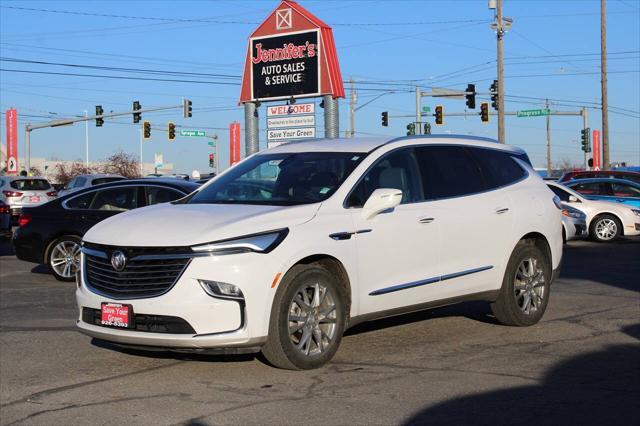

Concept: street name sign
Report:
left=180, top=130, right=206, bottom=137
left=517, top=109, right=551, bottom=118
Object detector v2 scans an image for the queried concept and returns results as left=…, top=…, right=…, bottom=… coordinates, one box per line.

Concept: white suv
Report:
left=76, top=136, right=563, bottom=370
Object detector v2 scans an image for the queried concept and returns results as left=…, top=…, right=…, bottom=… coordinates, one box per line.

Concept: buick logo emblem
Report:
left=111, top=251, right=127, bottom=272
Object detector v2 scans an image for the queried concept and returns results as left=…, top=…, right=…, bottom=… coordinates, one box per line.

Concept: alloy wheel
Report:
left=50, top=241, right=81, bottom=279
left=288, top=282, right=338, bottom=356
left=513, top=257, right=545, bottom=315
left=595, top=218, right=617, bottom=241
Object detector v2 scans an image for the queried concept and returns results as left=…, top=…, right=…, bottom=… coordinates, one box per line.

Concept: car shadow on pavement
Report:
left=345, top=301, right=498, bottom=337
left=402, top=323, right=640, bottom=426
left=90, top=338, right=258, bottom=364
left=30, top=264, right=50, bottom=275
left=561, top=237, right=640, bottom=292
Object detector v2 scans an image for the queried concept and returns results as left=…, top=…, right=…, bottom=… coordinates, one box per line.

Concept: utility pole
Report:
left=600, top=0, right=610, bottom=170
left=348, top=78, right=356, bottom=138
left=496, top=0, right=506, bottom=143
left=415, top=86, right=422, bottom=135
left=546, top=99, right=552, bottom=175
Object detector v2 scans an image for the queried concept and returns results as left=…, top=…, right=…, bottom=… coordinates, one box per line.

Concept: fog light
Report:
left=198, top=280, right=244, bottom=300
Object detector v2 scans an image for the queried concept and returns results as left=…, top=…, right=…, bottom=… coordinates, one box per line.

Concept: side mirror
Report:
left=362, top=188, right=402, bottom=220
left=568, top=195, right=579, bottom=202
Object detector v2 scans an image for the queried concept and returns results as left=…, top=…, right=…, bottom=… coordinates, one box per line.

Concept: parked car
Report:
left=559, top=170, right=640, bottom=184
left=75, top=135, right=563, bottom=370
left=547, top=181, right=640, bottom=242
left=0, top=176, right=57, bottom=221
left=564, top=178, right=640, bottom=208
left=561, top=204, right=586, bottom=243
left=57, top=174, right=126, bottom=197
left=0, top=201, right=11, bottom=239
left=13, top=178, right=199, bottom=281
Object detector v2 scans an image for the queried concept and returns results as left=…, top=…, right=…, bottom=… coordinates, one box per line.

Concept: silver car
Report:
left=0, top=176, right=57, bottom=219
left=561, top=203, right=587, bottom=242
left=57, top=174, right=125, bottom=197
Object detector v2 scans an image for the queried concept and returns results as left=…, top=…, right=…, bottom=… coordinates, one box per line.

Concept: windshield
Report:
left=188, top=152, right=366, bottom=206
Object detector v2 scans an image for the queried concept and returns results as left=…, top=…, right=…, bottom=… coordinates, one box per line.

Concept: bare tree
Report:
left=99, top=150, right=141, bottom=178
left=553, top=158, right=581, bottom=178
left=52, top=162, right=97, bottom=185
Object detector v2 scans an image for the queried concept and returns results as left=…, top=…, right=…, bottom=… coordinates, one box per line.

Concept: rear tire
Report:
left=589, top=214, right=621, bottom=242
left=491, top=240, right=551, bottom=327
left=261, top=264, right=346, bottom=370
left=47, top=235, right=81, bottom=282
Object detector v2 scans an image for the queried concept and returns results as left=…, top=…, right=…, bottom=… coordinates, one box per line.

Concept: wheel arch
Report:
left=518, top=232, right=553, bottom=270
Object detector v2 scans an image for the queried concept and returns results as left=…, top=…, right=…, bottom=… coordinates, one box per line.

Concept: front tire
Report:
left=47, top=235, right=81, bottom=282
left=261, top=264, right=346, bottom=370
left=589, top=214, right=621, bottom=242
left=491, top=240, right=551, bottom=327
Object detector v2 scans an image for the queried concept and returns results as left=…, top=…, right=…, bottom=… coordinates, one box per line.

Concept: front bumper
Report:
left=76, top=250, right=279, bottom=350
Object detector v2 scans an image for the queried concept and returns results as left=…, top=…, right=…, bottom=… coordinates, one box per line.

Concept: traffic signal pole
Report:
left=415, top=87, right=422, bottom=135
left=582, top=107, right=589, bottom=169
left=24, top=102, right=186, bottom=172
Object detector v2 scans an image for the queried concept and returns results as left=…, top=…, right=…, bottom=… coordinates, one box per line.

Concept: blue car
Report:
left=565, top=178, right=640, bottom=208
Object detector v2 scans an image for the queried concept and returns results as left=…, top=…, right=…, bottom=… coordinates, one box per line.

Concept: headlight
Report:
left=191, top=229, right=288, bottom=254
left=562, top=209, right=583, bottom=219
left=631, top=209, right=640, bottom=217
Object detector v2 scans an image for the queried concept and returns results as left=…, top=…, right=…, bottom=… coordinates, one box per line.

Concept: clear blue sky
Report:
left=1, top=0, right=639, bottom=172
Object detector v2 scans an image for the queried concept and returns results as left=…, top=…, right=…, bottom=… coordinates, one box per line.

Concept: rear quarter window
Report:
left=65, top=192, right=96, bottom=209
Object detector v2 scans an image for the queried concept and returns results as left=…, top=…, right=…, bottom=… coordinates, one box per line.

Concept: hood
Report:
left=83, top=202, right=320, bottom=247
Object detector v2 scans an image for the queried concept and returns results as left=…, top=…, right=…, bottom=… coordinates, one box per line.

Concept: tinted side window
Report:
left=75, top=177, right=87, bottom=187
left=145, top=187, right=183, bottom=205
left=471, top=148, right=526, bottom=189
left=90, top=187, right=138, bottom=211
left=415, top=146, right=485, bottom=200
left=611, top=183, right=640, bottom=197
left=66, top=192, right=96, bottom=209
left=347, top=148, right=422, bottom=208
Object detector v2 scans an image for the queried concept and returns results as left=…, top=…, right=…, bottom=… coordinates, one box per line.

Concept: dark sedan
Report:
left=13, top=178, right=200, bottom=281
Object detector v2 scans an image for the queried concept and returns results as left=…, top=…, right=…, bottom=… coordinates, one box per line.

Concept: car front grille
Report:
left=82, top=243, right=192, bottom=299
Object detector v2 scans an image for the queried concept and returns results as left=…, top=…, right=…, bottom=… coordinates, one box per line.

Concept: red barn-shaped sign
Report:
left=239, top=1, right=344, bottom=103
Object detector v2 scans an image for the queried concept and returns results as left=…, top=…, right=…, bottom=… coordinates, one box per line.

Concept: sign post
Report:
left=5, top=109, right=18, bottom=174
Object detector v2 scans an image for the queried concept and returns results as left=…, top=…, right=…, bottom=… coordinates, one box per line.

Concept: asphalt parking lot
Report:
left=0, top=237, right=638, bottom=425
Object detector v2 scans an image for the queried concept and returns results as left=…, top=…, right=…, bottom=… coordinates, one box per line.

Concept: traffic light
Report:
left=480, top=102, right=490, bottom=123
left=133, top=101, right=141, bottom=123
left=209, top=153, right=214, bottom=168
left=183, top=99, right=193, bottom=118
left=435, top=105, right=444, bottom=126
left=95, top=105, right=104, bottom=127
left=581, top=127, right=591, bottom=153
left=490, top=80, right=498, bottom=110
left=465, top=84, right=476, bottom=109
left=424, top=122, right=431, bottom=135
left=381, top=111, right=389, bottom=127
left=143, top=121, right=151, bottom=139
left=406, top=123, right=415, bottom=136
left=168, top=122, right=176, bottom=141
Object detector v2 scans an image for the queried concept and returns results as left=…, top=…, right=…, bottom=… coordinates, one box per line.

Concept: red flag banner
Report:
left=5, top=108, right=18, bottom=174
left=230, top=122, right=241, bottom=166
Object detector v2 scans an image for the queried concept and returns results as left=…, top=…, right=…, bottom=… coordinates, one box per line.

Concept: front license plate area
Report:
left=101, top=303, right=133, bottom=328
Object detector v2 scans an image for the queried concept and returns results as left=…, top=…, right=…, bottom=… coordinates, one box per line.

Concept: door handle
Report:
left=418, top=217, right=435, bottom=224
left=495, top=207, right=509, bottom=214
